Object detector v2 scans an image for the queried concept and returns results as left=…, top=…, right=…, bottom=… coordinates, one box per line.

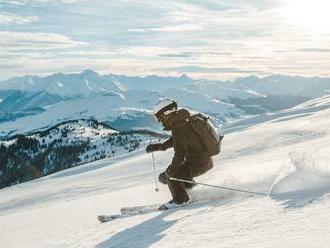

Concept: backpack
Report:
left=189, top=113, right=223, bottom=156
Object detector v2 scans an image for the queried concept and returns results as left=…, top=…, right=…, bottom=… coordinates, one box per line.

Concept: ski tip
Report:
left=97, top=215, right=119, bottom=223
left=158, top=205, right=169, bottom=211
left=97, top=215, right=107, bottom=223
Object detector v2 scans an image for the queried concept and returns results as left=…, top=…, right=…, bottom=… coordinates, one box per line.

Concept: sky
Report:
left=0, top=0, right=330, bottom=80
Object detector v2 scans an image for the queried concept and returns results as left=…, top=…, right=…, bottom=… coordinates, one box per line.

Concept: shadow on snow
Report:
left=95, top=210, right=177, bottom=248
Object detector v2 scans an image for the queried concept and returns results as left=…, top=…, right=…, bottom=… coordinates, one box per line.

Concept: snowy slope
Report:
left=0, top=88, right=243, bottom=137
left=1, top=96, right=330, bottom=247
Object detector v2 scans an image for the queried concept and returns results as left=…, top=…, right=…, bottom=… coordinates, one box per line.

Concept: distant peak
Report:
left=180, top=74, right=191, bottom=80
left=234, top=75, right=260, bottom=83
left=80, top=69, right=99, bottom=76
left=50, top=72, right=65, bottom=78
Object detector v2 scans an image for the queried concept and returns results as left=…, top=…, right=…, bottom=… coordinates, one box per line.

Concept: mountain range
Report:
left=0, top=70, right=329, bottom=138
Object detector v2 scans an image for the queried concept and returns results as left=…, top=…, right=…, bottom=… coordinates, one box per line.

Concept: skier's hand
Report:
left=158, top=171, right=169, bottom=184
left=146, top=143, right=163, bottom=153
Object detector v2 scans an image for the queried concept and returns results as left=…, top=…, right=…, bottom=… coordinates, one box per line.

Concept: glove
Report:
left=146, top=143, right=163, bottom=153
left=158, top=171, right=170, bottom=184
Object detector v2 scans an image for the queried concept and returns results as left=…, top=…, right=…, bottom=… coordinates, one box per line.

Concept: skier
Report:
left=146, top=98, right=222, bottom=209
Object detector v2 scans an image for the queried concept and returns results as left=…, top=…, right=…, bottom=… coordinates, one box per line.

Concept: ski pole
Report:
left=169, top=177, right=267, bottom=196
left=151, top=152, right=159, bottom=192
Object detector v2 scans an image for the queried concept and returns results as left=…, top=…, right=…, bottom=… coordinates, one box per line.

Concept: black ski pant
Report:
left=167, top=157, right=213, bottom=204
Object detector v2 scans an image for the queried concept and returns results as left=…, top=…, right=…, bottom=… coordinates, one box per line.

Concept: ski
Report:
left=98, top=214, right=123, bottom=223
left=121, top=203, right=163, bottom=214
left=97, top=206, right=163, bottom=223
left=98, top=201, right=198, bottom=223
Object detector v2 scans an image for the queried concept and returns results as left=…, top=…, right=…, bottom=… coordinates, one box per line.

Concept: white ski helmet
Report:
left=153, top=98, right=178, bottom=122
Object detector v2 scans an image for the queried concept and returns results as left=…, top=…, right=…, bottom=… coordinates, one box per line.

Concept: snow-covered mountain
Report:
left=0, top=71, right=242, bottom=138
left=0, top=90, right=63, bottom=123
left=1, top=70, right=327, bottom=138
left=0, top=70, right=124, bottom=98
left=1, top=94, right=330, bottom=247
left=0, top=92, right=158, bottom=138
left=233, top=75, right=330, bottom=97
left=0, top=70, right=194, bottom=98
left=0, top=119, right=167, bottom=188
left=2, top=71, right=329, bottom=99
left=0, top=92, right=241, bottom=138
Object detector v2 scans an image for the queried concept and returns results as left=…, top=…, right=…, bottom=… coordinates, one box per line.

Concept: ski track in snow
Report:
left=1, top=96, right=330, bottom=247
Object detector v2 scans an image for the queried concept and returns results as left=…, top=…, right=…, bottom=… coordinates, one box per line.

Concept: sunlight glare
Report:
left=285, top=0, right=330, bottom=33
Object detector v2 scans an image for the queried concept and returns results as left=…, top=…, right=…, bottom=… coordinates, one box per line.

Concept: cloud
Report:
left=1, top=0, right=330, bottom=80
left=150, top=24, right=202, bottom=32
left=0, top=31, right=88, bottom=50
left=0, top=62, right=20, bottom=69
left=179, top=0, right=231, bottom=11
left=0, top=55, right=163, bottom=81
left=127, top=28, right=148, bottom=33
left=158, top=52, right=193, bottom=58
left=0, top=12, right=38, bottom=25
left=158, top=65, right=264, bottom=74
left=127, top=24, right=202, bottom=34
left=296, top=48, right=330, bottom=53
left=1, top=0, right=83, bottom=6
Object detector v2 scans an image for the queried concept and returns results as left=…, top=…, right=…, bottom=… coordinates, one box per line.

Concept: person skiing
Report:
left=146, top=98, right=222, bottom=209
